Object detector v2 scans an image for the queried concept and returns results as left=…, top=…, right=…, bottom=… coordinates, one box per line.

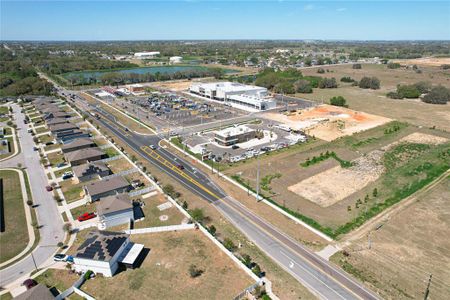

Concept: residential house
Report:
left=65, top=147, right=105, bottom=166
left=96, top=193, right=134, bottom=229
left=14, top=284, right=54, bottom=300
left=72, top=162, right=111, bottom=182
left=73, top=230, right=144, bottom=277
left=84, top=176, right=130, bottom=202
left=62, top=138, right=96, bottom=153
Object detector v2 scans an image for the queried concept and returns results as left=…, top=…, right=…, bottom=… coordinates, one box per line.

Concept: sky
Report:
left=1, top=1, right=449, bottom=41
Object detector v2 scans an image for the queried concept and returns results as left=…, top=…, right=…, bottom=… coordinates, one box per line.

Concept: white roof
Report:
left=215, top=125, right=254, bottom=137
left=170, top=56, right=183, bottom=60
left=228, top=94, right=275, bottom=106
left=192, top=82, right=266, bottom=93
left=119, top=242, right=144, bottom=265
left=134, top=51, right=160, bottom=57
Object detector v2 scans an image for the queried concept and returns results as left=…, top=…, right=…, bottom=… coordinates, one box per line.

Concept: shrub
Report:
left=359, top=76, right=380, bottom=89
left=189, top=264, right=204, bottom=278
left=386, top=92, right=403, bottom=99
left=387, top=62, right=401, bottom=69
left=293, top=79, right=313, bottom=93
left=352, top=63, right=362, bottom=69
left=413, top=81, right=431, bottom=94
left=422, top=85, right=450, bottom=104
left=329, top=96, right=348, bottom=107
left=318, top=78, right=337, bottom=89
left=208, top=225, right=216, bottom=236
left=26, top=200, right=33, bottom=206
left=340, top=76, right=355, bottom=83
left=223, top=238, right=237, bottom=252
left=317, top=68, right=325, bottom=74
left=190, top=208, right=205, bottom=223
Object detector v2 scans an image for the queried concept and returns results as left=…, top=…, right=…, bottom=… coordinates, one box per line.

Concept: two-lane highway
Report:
left=84, top=99, right=380, bottom=300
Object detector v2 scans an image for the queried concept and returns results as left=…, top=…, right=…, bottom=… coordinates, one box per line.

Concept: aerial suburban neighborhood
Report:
left=1, top=1, right=449, bottom=300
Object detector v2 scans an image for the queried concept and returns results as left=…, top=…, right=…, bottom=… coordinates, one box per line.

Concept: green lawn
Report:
left=0, top=170, right=29, bottom=264
left=103, top=147, right=119, bottom=158
left=38, top=134, right=54, bottom=144
left=44, top=144, right=61, bottom=152
left=35, top=126, right=50, bottom=134
left=0, top=137, right=14, bottom=160
left=47, top=153, right=65, bottom=167
left=0, top=107, right=9, bottom=115
left=54, top=167, right=72, bottom=178
left=34, top=269, right=82, bottom=299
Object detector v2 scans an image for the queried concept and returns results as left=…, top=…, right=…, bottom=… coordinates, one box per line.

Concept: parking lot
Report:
left=89, top=90, right=246, bottom=132
left=180, top=119, right=308, bottom=164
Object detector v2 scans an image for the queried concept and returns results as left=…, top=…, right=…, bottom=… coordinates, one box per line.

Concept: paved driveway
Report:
left=0, top=104, right=65, bottom=287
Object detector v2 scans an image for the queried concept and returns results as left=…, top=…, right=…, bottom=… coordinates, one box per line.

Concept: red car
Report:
left=45, top=185, right=53, bottom=192
left=77, top=212, right=96, bottom=222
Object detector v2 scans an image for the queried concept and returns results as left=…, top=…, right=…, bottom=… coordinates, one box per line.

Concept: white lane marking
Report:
left=279, top=250, right=348, bottom=300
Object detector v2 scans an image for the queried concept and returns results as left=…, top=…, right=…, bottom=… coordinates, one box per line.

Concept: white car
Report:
left=53, top=254, right=68, bottom=262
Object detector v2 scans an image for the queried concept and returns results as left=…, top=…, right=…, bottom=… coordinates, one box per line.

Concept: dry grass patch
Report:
left=106, top=158, right=133, bottom=173
left=81, top=230, right=255, bottom=300
left=331, top=177, right=450, bottom=299
left=134, top=193, right=186, bottom=228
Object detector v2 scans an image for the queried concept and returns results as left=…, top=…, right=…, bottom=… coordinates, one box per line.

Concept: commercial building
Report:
left=214, top=125, right=257, bottom=146
left=189, top=82, right=276, bottom=111
left=73, top=230, right=145, bottom=277
left=127, top=84, right=145, bottom=96
left=84, top=176, right=130, bottom=202
left=169, top=56, right=183, bottom=64
left=133, top=51, right=160, bottom=59
left=97, top=193, right=134, bottom=229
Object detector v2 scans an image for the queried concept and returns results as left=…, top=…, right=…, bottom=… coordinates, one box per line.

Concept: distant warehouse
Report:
left=189, top=82, right=276, bottom=111
left=133, top=51, right=160, bottom=59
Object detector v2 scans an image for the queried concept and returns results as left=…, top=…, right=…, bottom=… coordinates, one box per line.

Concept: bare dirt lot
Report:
left=331, top=176, right=450, bottom=299
left=392, top=57, right=450, bottom=67
left=297, top=64, right=450, bottom=131
left=148, top=79, right=195, bottom=91
left=81, top=230, right=255, bottom=300
left=264, top=104, right=391, bottom=141
left=288, top=151, right=384, bottom=207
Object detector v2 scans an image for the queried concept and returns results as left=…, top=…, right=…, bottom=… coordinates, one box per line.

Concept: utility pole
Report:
left=30, top=252, right=38, bottom=272
left=424, top=274, right=432, bottom=300
left=256, top=154, right=260, bottom=201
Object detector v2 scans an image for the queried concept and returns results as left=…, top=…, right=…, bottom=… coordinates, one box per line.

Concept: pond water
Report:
left=63, top=65, right=238, bottom=79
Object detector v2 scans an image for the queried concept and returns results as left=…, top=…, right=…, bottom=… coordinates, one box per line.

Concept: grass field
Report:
left=34, top=269, right=83, bottom=300
left=297, top=64, right=450, bottom=131
left=0, top=170, right=29, bottom=264
left=331, top=176, right=450, bottom=299
left=225, top=122, right=450, bottom=236
left=81, top=230, right=254, bottom=300
left=133, top=193, right=186, bottom=228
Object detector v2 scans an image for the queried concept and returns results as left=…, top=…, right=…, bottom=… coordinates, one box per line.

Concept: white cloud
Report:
left=336, top=8, right=347, bottom=12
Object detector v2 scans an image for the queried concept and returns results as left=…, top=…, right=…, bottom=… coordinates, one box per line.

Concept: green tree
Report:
left=293, top=79, right=313, bottom=93
left=191, top=208, right=205, bottom=223
left=329, top=96, right=348, bottom=107
left=372, top=188, right=378, bottom=197
left=189, top=264, right=204, bottom=278
left=422, top=85, right=450, bottom=104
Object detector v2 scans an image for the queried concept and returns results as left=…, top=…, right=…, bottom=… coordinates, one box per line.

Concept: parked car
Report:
left=77, top=212, right=96, bottom=222
left=56, top=162, right=66, bottom=168
left=45, top=185, right=53, bottom=192
left=149, top=144, right=157, bottom=150
left=22, top=279, right=37, bottom=290
left=62, top=172, right=73, bottom=180
left=45, top=141, right=54, bottom=146
left=231, top=145, right=240, bottom=150
left=33, top=146, right=39, bottom=151
left=53, top=254, right=68, bottom=262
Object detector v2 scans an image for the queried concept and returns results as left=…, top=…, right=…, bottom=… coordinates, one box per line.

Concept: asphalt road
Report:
left=84, top=99, right=380, bottom=300
left=0, top=104, right=65, bottom=287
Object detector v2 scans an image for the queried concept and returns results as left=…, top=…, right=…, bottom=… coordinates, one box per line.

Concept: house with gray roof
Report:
left=97, top=193, right=134, bottom=229
left=65, top=147, right=105, bottom=166
left=84, top=176, right=130, bottom=202
left=73, top=161, right=111, bottom=182
left=62, top=138, right=96, bottom=153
